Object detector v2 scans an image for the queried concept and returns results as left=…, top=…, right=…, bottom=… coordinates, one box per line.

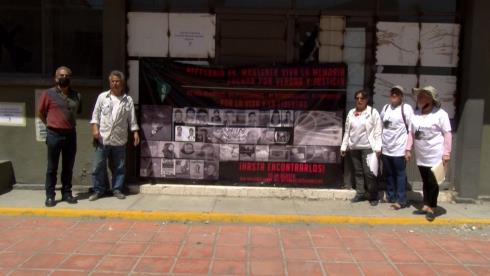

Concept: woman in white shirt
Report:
left=341, top=90, right=382, bottom=206
left=380, top=86, right=413, bottom=210
left=405, top=86, right=452, bottom=221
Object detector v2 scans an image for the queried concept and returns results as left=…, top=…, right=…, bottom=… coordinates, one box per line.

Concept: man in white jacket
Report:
left=89, top=71, right=140, bottom=201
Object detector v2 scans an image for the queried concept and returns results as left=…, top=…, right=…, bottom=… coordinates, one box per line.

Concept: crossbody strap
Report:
left=401, top=103, right=408, bottom=133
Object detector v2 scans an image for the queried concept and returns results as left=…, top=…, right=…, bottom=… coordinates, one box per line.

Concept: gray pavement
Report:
left=0, top=189, right=489, bottom=220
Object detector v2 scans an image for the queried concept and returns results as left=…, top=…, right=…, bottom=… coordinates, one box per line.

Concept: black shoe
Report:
left=113, top=190, right=126, bottom=200
left=61, top=194, right=78, bottom=204
left=413, top=209, right=427, bottom=215
left=350, top=195, right=366, bottom=203
left=88, top=193, right=102, bottom=201
left=45, top=197, right=56, bottom=207
left=425, top=212, right=435, bottom=222
left=369, top=200, right=379, bottom=206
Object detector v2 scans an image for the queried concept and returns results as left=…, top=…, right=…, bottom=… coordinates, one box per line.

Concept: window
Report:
left=222, top=0, right=291, bottom=9
left=0, top=2, right=42, bottom=73
left=296, top=0, right=375, bottom=11
left=128, top=0, right=210, bottom=12
left=49, top=1, right=102, bottom=77
left=378, top=0, right=457, bottom=13
left=0, top=0, right=102, bottom=78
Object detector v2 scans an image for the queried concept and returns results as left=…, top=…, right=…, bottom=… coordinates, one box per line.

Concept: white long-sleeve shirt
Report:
left=90, top=91, right=139, bottom=146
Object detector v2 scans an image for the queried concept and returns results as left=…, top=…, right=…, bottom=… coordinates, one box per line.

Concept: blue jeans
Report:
left=92, top=144, right=126, bottom=194
left=45, top=128, right=77, bottom=198
left=381, top=154, right=407, bottom=205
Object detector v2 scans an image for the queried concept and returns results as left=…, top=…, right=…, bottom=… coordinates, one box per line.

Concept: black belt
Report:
left=47, top=127, right=76, bottom=134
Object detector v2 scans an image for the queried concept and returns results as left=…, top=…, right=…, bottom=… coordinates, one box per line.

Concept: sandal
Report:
left=390, top=203, right=402, bottom=210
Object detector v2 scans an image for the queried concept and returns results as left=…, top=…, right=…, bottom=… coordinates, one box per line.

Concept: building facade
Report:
left=0, top=0, right=489, bottom=199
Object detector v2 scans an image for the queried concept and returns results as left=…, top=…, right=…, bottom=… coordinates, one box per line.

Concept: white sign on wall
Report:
left=169, top=13, right=216, bottom=58
left=0, top=102, right=26, bottom=127
left=127, top=12, right=169, bottom=57
left=127, top=12, right=216, bottom=59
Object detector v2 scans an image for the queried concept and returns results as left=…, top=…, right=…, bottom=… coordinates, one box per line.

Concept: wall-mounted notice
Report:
left=169, top=13, right=216, bottom=58
left=0, top=102, right=26, bottom=127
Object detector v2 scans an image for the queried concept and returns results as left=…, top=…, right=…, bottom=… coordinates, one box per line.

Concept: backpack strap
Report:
left=401, top=103, right=408, bottom=133
left=383, top=104, right=389, bottom=113
left=384, top=104, right=408, bottom=133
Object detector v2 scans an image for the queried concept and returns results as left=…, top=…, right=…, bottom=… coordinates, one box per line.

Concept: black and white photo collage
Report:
left=140, top=105, right=343, bottom=179
left=140, top=141, right=220, bottom=179
left=172, top=108, right=295, bottom=128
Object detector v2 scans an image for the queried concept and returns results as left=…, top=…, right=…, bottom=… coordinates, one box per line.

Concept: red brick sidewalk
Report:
left=0, top=217, right=489, bottom=275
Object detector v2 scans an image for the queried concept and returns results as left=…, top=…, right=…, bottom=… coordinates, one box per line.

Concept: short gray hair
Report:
left=108, top=70, right=125, bottom=81
left=55, top=66, right=72, bottom=76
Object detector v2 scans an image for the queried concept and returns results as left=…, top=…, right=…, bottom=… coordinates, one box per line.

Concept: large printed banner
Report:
left=139, top=59, right=346, bottom=187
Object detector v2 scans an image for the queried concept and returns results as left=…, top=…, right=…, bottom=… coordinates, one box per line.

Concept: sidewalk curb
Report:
left=1, top=208, right=489, bottom=225
left=130, top=184, right=456, bottom=202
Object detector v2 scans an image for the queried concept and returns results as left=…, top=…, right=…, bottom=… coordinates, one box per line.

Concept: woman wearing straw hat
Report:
left=405, top=86, right=452, bottom=221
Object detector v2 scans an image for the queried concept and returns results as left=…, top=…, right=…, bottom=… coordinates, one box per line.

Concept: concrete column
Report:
left=454, top=100, right=484, bottom=199
left=102, top=1, right=139, bottom=184
left=103, top=0, right=126, bottom=89
left=457, top=0, right=490, bottom=198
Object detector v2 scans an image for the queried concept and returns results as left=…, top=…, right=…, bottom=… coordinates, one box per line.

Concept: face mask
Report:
left=57, top=78, right=71, bottom=88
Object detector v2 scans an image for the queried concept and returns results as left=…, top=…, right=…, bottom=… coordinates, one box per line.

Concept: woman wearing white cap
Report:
left=381, top=85, right=413, bottom=210
left=341, top=90, right=382, bottom=206
left=405, top=86, right=452, bottom=221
